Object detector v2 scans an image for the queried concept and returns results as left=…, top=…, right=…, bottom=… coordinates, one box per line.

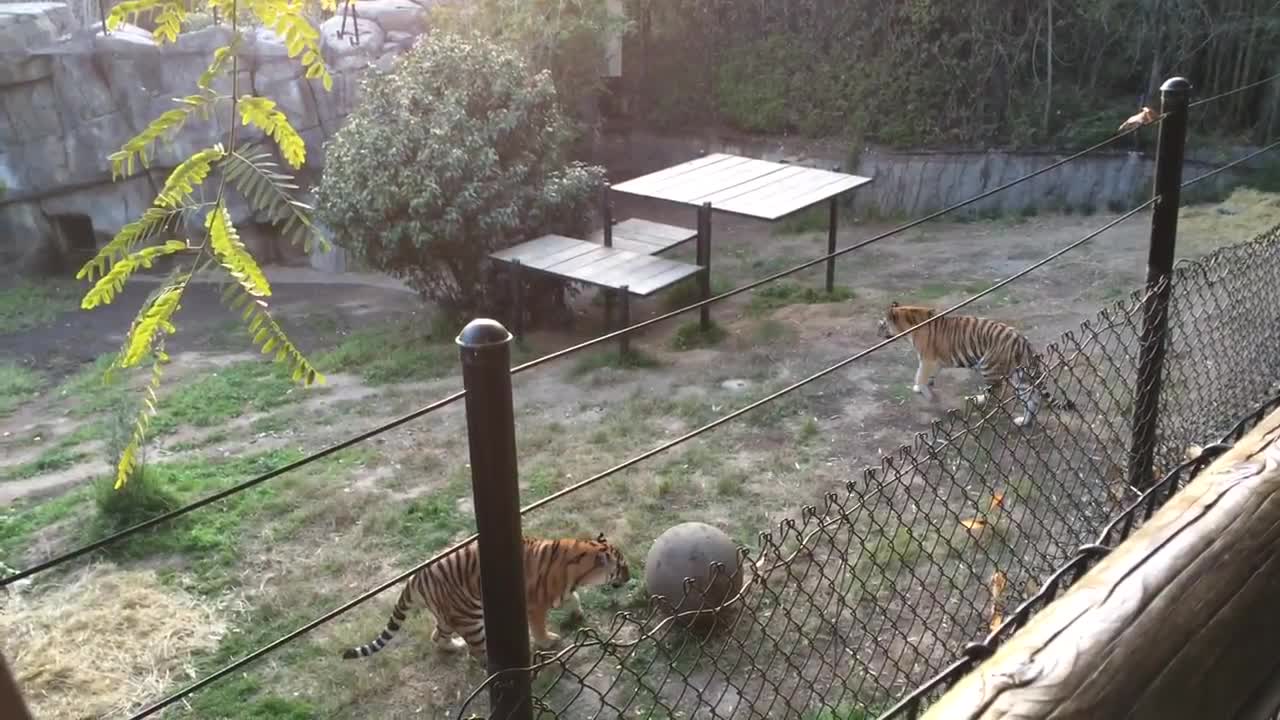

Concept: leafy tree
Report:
left=315, top=32, right=606, bottom=319
left=76, top=0, right=331, bottom=488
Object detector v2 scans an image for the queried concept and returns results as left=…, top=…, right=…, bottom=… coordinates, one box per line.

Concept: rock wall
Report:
left=0, top=0, right=432, bottom=272
left=0, top=0, right=1259, bottom=275
left=596, top=129, right=1250, bottom=219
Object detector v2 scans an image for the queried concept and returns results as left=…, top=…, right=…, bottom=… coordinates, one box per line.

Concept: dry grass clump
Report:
left=1, top=564, right=228, bottom=720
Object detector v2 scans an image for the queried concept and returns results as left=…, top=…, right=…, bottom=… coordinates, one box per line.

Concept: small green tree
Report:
left=315, top=32, right=606, bottom=320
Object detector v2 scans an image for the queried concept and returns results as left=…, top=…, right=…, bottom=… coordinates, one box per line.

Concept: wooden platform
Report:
left=611, top=152, right=874, bottom=221
left=588, top=218, right=697, bottom=255
left=490, top=234, right=702, bottom=297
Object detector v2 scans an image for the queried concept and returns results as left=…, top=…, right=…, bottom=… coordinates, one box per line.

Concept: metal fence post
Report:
left=509, top=260, right=524, bottom=344
left=825, top=196, right=839, bottom=293
left=697, top=202, right=713, bottom=331
left=0, top=652, right=33, bottom=720
left=1128, top=76, right=1192, bottom=490
left=456, top=319, right=532, bottom=720
left=602, top=182, right=614, bottom=248
left=619, top=285, right=631, bottom=356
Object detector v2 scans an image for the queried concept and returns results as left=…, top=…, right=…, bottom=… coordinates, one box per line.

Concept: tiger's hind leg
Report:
left=430, top=622, right=467, bottom=653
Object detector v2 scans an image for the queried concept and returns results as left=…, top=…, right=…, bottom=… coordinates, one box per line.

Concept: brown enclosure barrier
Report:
left=923, top=405, right=1280, bottom=720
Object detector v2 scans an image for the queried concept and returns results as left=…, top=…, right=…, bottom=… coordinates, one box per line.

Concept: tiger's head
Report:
left=582, top=533, right=631, bottom=589
left=877, top=301, right=935, bottom=339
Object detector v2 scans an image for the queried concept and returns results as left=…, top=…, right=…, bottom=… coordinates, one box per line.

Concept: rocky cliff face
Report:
left=0, top=0, right=434, bottom=273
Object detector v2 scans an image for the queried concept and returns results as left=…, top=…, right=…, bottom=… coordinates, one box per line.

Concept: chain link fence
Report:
left=454, top=220, right=1280, bottom=720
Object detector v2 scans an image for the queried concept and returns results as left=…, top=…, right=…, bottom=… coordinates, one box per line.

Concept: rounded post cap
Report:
left=456, top=318, right=513, bottom=348
left=1160, top=77, right=1192, bottom=94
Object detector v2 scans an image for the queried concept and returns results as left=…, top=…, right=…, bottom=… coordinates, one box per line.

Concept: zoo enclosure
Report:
left=3, top=74, right=1280, bottom=719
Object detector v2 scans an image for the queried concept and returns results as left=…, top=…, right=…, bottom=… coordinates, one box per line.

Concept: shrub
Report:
left=315, top=32, right=605, bottom=320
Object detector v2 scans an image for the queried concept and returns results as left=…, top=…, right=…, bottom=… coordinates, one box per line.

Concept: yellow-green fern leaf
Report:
left=82, top=240, right=190, bottom=310
left=109, top=93, right=218, bottom=179
left=225, top=287, right=325, bottom=386
left=150, top=0, right=186, bottom=44
left=77, top=206, right=188, bottom=282
left=119, top=275, right=187, bottom=369
left=245, top=0, right=332, bottom=92
left=156, top=145, right=225, bottom=209
left=221, top=147, right=328, bottom=252
left=199, top=41, right=238, bottom=90
left=207, top=204, right=272, bottom=297
left=114, top=341, right=170, bottom=489
left=237, top=96, right=306, bottom=169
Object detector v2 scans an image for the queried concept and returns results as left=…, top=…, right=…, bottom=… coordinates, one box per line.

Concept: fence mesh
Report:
left=455, top=221, right=1280, bottom=720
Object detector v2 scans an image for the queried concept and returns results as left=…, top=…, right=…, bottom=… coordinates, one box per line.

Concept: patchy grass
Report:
left=183, top=675, right=318, bottom=720
left=671, top=320, right=728, bottom=351
left=152, top=360, right=315, bottom=433
left=660, top=275, right=735, bottom=313
left=0, top=361, right=43, bottom=414
left=568, top=348, right=662, bottom=378
left=0, top=280, right=79, bottom=334
left=773, top=205, right=840, bottom=236
left=321, top=320, right=458, bottom=384
left=0, top=490, right=87, bottom=568
left=59, top=353, right=132, bottom=418
left=1180, top=188, right=1280, bottom=256
left=911, top=280, right=991, bottom=302
left=0, top=446, right=86, bottom=482
left=751, top=317, right=797, bottom=345
left=748, top=282, right=855, bottom=315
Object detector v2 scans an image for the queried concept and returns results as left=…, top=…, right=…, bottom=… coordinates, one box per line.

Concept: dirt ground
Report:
left=2, top=189, right=1277, bottom=719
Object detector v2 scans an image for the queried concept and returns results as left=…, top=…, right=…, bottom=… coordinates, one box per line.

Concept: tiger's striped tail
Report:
left=342, top=582, right=415, bottom=659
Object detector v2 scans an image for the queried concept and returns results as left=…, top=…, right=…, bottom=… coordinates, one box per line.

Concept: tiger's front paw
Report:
left=533, top=632, right=562, bottom=650
left=913, top=384, right=935, bottom=401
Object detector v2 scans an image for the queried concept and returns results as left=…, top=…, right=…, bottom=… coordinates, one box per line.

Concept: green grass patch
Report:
left=0, top=361, right=43, bottom=414
left=153, top=360, right=309, bottom=433
left=321, top=320, right=458, bottom=384
left=568, top=348, right=661, bottom=378
left=670, top=320, right=727, bottom=351
left=60, top=354, right=132, bottom=418
left=773, top=205, right=838, bottom=236
left=747, top=282, right=854, bottom=315
left=660, top=275, right=734, bottom=313
left=0, top=280, right=79, bottom=334
left=96, top=449, right=306, bottom=590
left=0, top=446, right=87, bottom=481
left=185, top=676, right=317, bottom=720
left=0, top=489, right=88, bottom=569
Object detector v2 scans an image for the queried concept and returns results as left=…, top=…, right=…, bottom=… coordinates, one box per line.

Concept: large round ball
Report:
left=644, top=522, right=743, bottom=618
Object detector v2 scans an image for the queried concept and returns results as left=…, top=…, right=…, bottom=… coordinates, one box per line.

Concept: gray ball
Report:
left=644, top=522, right=743, bottom=618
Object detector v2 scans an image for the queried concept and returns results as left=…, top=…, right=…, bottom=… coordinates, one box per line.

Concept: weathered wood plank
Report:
left=629, top=263, right=704, bottom=296
left=690, top=164, right=812, bottom=205
left=489, top=234, right=582, bottom=263
left=564, top=251, right=652, bottom=285
left=548, top=246, right=638, bottom=276
left=719, top=174, right=872, bottom=220
left=611, top=153, right=739, bottom=197
left=588, top=219, right=697, bottom=255
left=588, top=255, right=674, bottom=288
left=922, top=406, right=1280, bottom=720
left=643, top=158, right=790, bottom=205
left=521, top=240, right=604, bottom=270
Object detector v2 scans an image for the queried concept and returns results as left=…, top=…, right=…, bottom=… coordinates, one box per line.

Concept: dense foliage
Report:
left=315, top=32, right=606, bottom=318
left=621, top=0, right=1280, bottom=148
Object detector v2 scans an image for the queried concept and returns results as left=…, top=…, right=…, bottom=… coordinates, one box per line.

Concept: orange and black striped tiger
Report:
left=876, top=302, right=1074, bottom=427
left=342, top=533, right=630, bottom=659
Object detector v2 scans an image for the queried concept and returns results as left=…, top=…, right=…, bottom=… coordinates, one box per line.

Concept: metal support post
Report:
left=697, top=202, right=712, bottom=331
left=456, top=319, right=532, bottom=720
left=825, top=196, right=839, bottom=293
left=1128, top=77, right=1192, bottom=489
left=602, top=182, right=614, bottom=248
left=619, top=285, right=631, bottom=356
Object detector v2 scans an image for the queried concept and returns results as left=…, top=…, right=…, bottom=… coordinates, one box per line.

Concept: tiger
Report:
left=342, top=533, right=630, bottom=660
left=876, top=301, right=1075, bottom=427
